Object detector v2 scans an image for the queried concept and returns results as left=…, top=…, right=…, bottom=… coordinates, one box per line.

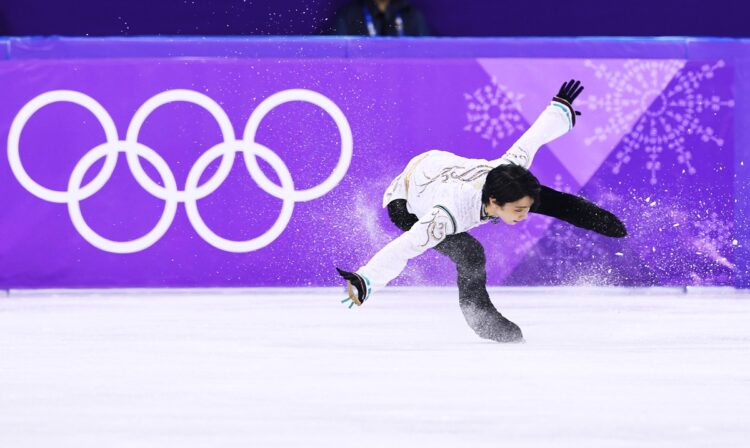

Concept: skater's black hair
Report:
left=482, top=164, right=541, bottom=209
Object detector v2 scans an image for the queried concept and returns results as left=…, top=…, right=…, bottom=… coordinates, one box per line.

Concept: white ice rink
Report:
left=1, top=287, right=749, bottom=448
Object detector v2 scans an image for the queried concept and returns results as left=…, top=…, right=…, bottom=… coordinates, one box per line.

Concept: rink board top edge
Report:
left=3, top=286, right=748, bottom=299
left=1, top=36, right=750, bottom=60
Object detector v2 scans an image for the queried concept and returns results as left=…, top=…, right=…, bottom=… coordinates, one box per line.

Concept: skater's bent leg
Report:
left=387, top=199, right=522, bottom=342
left=434, top=233, right=523, bottom=343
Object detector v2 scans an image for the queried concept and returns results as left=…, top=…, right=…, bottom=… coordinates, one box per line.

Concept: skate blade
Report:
left=346, top=281, right=363, bottom=306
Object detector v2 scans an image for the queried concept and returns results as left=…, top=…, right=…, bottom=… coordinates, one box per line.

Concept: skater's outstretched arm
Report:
left=494, top=79, right=584, bottom=169
left=533, top=185, right=627, bottom=238
left=336, top=204, right=458, bottom=305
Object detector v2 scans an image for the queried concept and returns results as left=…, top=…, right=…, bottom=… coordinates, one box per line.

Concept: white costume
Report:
left=356, top=100, right=575, bottom=295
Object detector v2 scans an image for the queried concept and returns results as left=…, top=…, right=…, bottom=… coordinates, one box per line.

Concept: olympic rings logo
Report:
left=7, top=89, right=353, bottom=253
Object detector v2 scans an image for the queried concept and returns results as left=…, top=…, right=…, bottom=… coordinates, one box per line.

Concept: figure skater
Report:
left=336, top=80, right=626, bottom=343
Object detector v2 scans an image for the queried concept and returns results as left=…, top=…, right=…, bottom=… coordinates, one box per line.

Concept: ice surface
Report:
left=1, top=287, right=749, bottom=447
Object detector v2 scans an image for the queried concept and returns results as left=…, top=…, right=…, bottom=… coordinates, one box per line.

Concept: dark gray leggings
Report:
left=387, top=200, right=523, bottom=343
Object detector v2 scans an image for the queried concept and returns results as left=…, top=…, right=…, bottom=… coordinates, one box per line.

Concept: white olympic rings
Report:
left=7, top=89, right=353, bottom=253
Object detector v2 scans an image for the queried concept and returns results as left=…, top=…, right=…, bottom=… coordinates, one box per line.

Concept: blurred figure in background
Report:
left=0, top=12, right=8, bottom=35
left=334, top=0, right=429, bottom=36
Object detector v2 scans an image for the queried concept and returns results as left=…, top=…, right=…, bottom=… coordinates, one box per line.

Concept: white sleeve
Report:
left=493, top=99, right=575, bottom=169
left=356, top=205, right=457, bottom=295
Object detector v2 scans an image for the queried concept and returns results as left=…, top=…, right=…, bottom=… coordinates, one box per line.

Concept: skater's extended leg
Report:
left=534, top=185, right=627, bottom=237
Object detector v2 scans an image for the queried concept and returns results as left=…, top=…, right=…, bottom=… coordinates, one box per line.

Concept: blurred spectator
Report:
left=334, top=0, right=429, bottom=37
left=0, top=12, right=8, bottom=35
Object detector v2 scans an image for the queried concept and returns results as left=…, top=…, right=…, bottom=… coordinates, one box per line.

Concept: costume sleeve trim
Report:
left=550, top=101, right=574, bottom=131
left=434, top=204, right=457, bottom=235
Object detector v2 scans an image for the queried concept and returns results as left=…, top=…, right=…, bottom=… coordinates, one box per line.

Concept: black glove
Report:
left=532, top=185, right=627, bottom=238
left=553, top=79, right=584, bottom=126
left=336, top=267, right=370, bottom=306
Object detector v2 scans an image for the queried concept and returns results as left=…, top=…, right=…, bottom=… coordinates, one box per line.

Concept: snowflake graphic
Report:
left=548, top=226, right=609, bottom=261
left=464, top=77, right=526, bottom=148
left=692, top=212, right=735, bottom=269
left=551, top=173, right=573, bottom=194
left=541, top=182, right=618, bottom=270
left=579, top=60, right=734, bottom=185
left=513, top=216, right=551, bottom=256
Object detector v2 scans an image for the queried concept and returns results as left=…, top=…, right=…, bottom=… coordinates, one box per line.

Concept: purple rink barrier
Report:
left=0, top=37, right=748, bottom=289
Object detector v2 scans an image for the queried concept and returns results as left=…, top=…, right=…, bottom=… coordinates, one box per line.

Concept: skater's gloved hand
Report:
left=553, top=79, right=584, bottom=126
left=555, top=79, right=584, bottom=104
left=336, top=267, right=371, bottom=308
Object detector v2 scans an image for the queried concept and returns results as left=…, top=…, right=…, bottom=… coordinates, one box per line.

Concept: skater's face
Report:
left=487, top=196, right=533, bottom=225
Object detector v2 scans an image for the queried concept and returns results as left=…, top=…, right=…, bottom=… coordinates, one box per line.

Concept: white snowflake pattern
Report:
left=693, top=212, right=734, bottom=269
left=539, top=218, right=613, bottom=274
left=513, top=217, right=551, bottom=256
left=580, top=60, right=734, bottom=185
left=464, top=77, right=525, bottom=148
left=551, top=173, right=573, bottom=194
left=551, top=226, right=605, bottom=258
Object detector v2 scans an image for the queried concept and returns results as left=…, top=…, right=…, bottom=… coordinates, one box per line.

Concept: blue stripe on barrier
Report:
left=0, top=38, right=10, bottom=60
left=4, top=36, right=748, bottom=61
